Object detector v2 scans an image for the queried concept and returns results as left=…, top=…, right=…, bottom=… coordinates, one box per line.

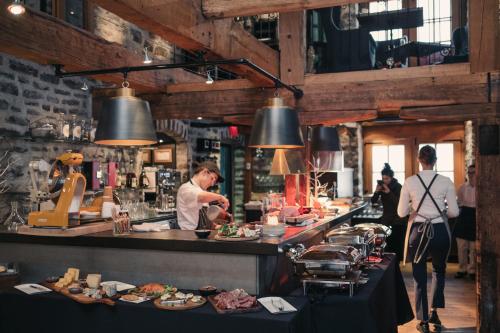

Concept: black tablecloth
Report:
left=0, top=289, right=311, bottom=333
left=292, top=253, right=414, bottom=333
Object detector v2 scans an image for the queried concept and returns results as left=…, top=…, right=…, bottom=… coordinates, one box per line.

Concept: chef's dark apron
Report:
left=454, top=206, right=476, bottom=241
left=189, top=180, right=213, bottom=230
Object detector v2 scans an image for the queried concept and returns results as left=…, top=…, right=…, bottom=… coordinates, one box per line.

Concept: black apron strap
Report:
left=415, top=174, right=440, bottom=214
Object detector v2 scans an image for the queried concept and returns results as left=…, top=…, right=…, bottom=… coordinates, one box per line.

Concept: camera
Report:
left=377, top=180, right=383, bottom=186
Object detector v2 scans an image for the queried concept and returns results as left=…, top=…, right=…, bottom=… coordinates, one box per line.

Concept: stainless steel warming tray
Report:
left=325, top=226, right=376, bottom=257
left=354, top=223, right=392, bottom=247
left=288, top=244, right=362, bottom=277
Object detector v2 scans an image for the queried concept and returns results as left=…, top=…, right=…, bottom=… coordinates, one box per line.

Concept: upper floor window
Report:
left=417, top=0, right=452, bottom=44
left=369, top=0, right=403, bottom=42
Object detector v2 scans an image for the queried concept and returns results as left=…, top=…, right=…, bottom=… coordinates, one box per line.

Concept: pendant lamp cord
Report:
left=122, top=72, right=130, bottom=88
left=274, top=86, right=279, bottom=97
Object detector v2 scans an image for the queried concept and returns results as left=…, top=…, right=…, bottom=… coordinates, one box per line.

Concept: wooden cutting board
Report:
left=207, top=295, right=262, bottom=314
left=18, top=221, right=112, bottom=237
left=153, top=297, right=206, bottom=311
left=42, top=282, right=118, bottom=306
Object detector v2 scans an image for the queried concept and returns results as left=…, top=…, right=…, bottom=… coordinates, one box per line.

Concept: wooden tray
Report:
left=153, top=297, right=206, bottom=311
left=18, top=221, right=112, bottom=237
left=214, top=235, right=260, bottom=242
left=42, top=282, right=118, bottom=306
left=207, top=295, right=262, bottom=314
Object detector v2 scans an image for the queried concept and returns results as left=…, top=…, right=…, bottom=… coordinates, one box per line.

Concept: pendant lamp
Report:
left=95, top=84, right=157, bottom=146
left=311, top=126, right=344, bottom=172
left=248, top=97, right=304, bottom=148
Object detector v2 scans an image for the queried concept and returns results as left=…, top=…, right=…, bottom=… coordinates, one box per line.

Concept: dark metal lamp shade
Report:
left=248, top=97, right=304, bottom=148
left=95, top=88, right=157, bottom=146
left=311, top=126, right=343, bottom=172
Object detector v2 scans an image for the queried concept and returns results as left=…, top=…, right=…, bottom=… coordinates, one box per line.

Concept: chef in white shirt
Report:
left=176, top=161, right=229, bottom=230
left=398, top=145, right=459, bottom=333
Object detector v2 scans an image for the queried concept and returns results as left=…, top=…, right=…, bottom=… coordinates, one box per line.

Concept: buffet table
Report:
left=293, top=253, right=413, bottom=333
left=0, top=290, right=311, bottom=333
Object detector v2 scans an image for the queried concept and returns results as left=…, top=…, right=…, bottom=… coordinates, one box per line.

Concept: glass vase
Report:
left=4, top=201, right=26, bottom=232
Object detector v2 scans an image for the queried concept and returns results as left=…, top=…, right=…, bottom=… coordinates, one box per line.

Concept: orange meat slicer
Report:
left=28, top=152, right=86, bottom=228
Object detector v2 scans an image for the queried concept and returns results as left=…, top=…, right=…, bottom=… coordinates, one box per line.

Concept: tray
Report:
left=207, top=295, right=262, bottom=314
left=214, top=235, right=260, bottom=242
left=153, top=297, right=206, bottom=311
left=42, top=282, right=118, bottom=306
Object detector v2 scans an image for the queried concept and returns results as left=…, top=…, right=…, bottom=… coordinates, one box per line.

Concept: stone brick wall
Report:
left=464, top=120, right=475, bottom=168
left=339, top=123, right=363, bottom=197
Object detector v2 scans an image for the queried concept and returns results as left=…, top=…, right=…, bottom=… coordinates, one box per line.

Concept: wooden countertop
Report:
left=0, top=203, right=367, bottom=256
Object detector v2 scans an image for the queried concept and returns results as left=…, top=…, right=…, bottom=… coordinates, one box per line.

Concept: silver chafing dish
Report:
left=354, top=223, right=392, bottom=249
left=288, top=244, right=363, bottom=278
left=325, top=225, right=376, bottom=258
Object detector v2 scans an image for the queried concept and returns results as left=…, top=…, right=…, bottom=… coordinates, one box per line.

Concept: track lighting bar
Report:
left=54, top=58, right=304, bottom=99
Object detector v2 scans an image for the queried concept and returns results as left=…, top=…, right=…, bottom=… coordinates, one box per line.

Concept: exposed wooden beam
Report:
left=278, top=11, right=306, bottom=85
left=400, top=103, right=500, bottom=121
left=91, top=0, right=279, bottom=84
left=0, top=3, right=200, bottom=92
left=202, top=0, right=363, bottom=18
left=166, top=79, right=264, bottom=94
left=223, top=110, right=377, bottom=126
left=150, top=72, right=489, bottom=119
left=469, top=0, right=500, bottom=72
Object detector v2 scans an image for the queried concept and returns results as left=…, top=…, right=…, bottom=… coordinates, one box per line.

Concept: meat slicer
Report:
left=28, top=152, right=86, bottom=228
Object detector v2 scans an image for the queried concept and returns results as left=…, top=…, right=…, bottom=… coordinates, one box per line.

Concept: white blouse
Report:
left=398, top=170, right=460, bottom=223
left=457, top=182, right=475, bottom=208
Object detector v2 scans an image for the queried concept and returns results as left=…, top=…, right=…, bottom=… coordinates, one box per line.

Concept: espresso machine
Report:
left=28, top=152, right=86, bottom=228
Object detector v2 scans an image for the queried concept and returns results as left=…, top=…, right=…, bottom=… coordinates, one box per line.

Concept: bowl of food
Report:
left=194, top=229, right=211, bottom=239
left=199, top=285, right=217, bottom=297
left=68, top=287, right=83, bottom=294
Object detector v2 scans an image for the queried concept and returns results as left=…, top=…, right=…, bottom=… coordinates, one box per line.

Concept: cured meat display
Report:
left=213, top=289, right=257, bottom=310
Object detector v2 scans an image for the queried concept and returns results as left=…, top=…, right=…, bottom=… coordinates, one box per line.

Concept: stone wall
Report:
left=464, top=120, right=475, bottom=169
left=339, top=123, right=363, bottom=196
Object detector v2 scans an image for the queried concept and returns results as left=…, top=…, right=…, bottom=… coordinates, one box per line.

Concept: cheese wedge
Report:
left=86, top=274, right=101, bottom=289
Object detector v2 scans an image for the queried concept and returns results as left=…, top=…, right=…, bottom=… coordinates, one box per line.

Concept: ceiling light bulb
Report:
left=143, top=47, right=152, bottom=64
left=8, top=0, right=26, bottom=15
left=81, top=82, right=89, bottom=91
left=205, top=72, right=214, bottom=85
left=197, top=116, right=203, bottom=120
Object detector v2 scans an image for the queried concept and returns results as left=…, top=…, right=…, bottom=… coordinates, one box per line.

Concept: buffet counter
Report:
left=0, top=203, right=367, bottom=295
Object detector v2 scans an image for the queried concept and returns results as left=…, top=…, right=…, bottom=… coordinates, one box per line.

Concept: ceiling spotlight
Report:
left=143, top=47, right=152, bottom=64
left=197, top=116, right=203, bottom=120
left=205, top=72, right=214, bottom=85
left=8, top=0, right=26, bottom=15
left=81, top=82, right=89, bottom=91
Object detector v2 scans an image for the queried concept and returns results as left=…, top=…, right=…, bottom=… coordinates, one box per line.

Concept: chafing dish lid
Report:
left=355, top=223, right=392, bottom=236
left=326, top=226, right=374, bottom=238
left=297, top=244, right=360, bottom=262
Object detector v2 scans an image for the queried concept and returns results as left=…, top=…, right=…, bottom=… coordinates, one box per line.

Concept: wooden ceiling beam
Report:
left=202, top=0, right=365, bottom=18
left=165, top=79, right=264, bottom=94
left=400, top=103, right=499, bottom=121
left=91, top=0, right=279, bottom=84
left=0, top=4, right=201, bottom=92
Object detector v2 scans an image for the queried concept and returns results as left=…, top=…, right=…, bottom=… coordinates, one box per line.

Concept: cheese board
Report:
left=153, top=296, right=206, bottom=311
left=42, top=282, right=119, bottom=306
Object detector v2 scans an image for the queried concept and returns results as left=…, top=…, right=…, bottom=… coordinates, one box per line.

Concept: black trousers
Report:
left=408, top=222, right=450, bottom=321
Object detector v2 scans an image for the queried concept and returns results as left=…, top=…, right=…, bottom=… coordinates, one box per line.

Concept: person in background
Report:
left=398, top=145, right=459, bottom=333
left=454, top=164, right=476, bottom=280
left=370, top=163, right=406, bottom=260
left=176, top=161, right=229, bottom=230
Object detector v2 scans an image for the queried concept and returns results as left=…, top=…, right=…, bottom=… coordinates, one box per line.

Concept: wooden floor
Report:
left=398, top=262, right=477, bottom=333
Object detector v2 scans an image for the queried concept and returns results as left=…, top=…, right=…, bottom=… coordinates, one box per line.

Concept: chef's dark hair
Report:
left=418, top=145, right=437, bottom=166
left=381, top=163, right=394, bottom=177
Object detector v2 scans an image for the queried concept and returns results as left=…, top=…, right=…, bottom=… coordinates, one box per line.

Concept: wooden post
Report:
left=278, top=11, right=306, bottom=85
left=475, top=116, right=500, bottom=332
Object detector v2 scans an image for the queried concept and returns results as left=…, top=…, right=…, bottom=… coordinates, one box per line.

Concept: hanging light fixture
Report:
left=7, top=0, right=25, bottom=15
left=248, top=96, right=304, bottom=148
left=143, top=47, right=152, bottom=64
left=205, top=71, right=214, bottom=84
left=95, top=77, right=157, bottom=146
left=80, top=81, right=89, bottom=91
left=311, top=126, right=343, bottom=172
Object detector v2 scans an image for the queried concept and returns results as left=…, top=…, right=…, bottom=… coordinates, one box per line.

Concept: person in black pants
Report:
left=398, top=146, right=459, bottom=333
left=370, top=163, right=406, bottom=260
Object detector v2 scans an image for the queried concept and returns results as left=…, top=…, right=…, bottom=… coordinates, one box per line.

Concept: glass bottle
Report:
left=57, top=113, right=65, bottom=140
left=3, top=201, right=26, bottom=232
left=139, top=168, right=149, bottom=188
left=89, top=118, right=96, bottom=143
left=81, top=119, right=88, bottom=142
left=126, top=160, right=137, bottom=189
left=62, top=115, right=71, bottom=141
left=71, top=115, right=81, bottom=142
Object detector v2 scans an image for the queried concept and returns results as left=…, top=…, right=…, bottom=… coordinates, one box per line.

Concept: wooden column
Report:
left=469, top=0, right=500, bottom=72
left=475, top=116, right=500, bottom=332
left=278, top=11, right=306, bottom=85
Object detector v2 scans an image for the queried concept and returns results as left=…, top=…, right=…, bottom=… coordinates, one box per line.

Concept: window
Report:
left=417, top=0, right=452, bottom=44
left=369, top=0, right=403, bottom=41
left=419, top=143, right=454, bottom=181
left=24, top=0, right=86, bottom=29
left=371, top=144, right=405, bottom=192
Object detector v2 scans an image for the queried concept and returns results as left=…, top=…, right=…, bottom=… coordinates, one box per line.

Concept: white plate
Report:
left=100, top=281, right=136, bottom=292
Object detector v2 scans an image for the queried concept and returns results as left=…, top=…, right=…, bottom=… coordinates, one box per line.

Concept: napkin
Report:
left=132, top=222, right=170, bottom=232
left=15, top=284, right=51, bottom=295
left=258, top=297, right=297, bottom=314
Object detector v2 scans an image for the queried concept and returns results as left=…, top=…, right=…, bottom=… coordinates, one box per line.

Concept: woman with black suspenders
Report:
left=397, top=145, right=459, bottom=333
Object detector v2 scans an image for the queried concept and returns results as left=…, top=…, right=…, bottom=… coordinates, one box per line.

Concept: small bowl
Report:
left=68, top=287, right=83, bottom=294
left=46, top=276, right=60, bottom=283
left=199, top=285, right=217, bottom=297
left=194, top=230, right=211, bottom=239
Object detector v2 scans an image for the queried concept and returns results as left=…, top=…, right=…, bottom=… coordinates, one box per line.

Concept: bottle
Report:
left=71, top=114, right=81, bottom=142
left=3, top=201, right=26, bottom=232
left=89, top=118, right=96, bottom=142
left=57, top=113, right=65, bottom=140
left=126, top=160, right=137, bottom=189
left=139, top=168, right=149, bottom=188
left=62, top=115, right=71, bottom=141
left=81, top=119, right=88, bottom=142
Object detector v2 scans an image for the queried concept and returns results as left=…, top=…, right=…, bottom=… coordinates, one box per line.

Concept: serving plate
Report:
left=153, top=296, right=206, bottom=311
left=214, top=235, right=260, bottom=242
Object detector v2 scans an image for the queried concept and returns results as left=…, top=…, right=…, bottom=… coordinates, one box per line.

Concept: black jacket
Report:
left=371, top=179, right=404, bottom=225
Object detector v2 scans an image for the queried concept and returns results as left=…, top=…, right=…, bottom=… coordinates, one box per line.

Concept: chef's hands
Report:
left=218, top=195, right=230, bottom=210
